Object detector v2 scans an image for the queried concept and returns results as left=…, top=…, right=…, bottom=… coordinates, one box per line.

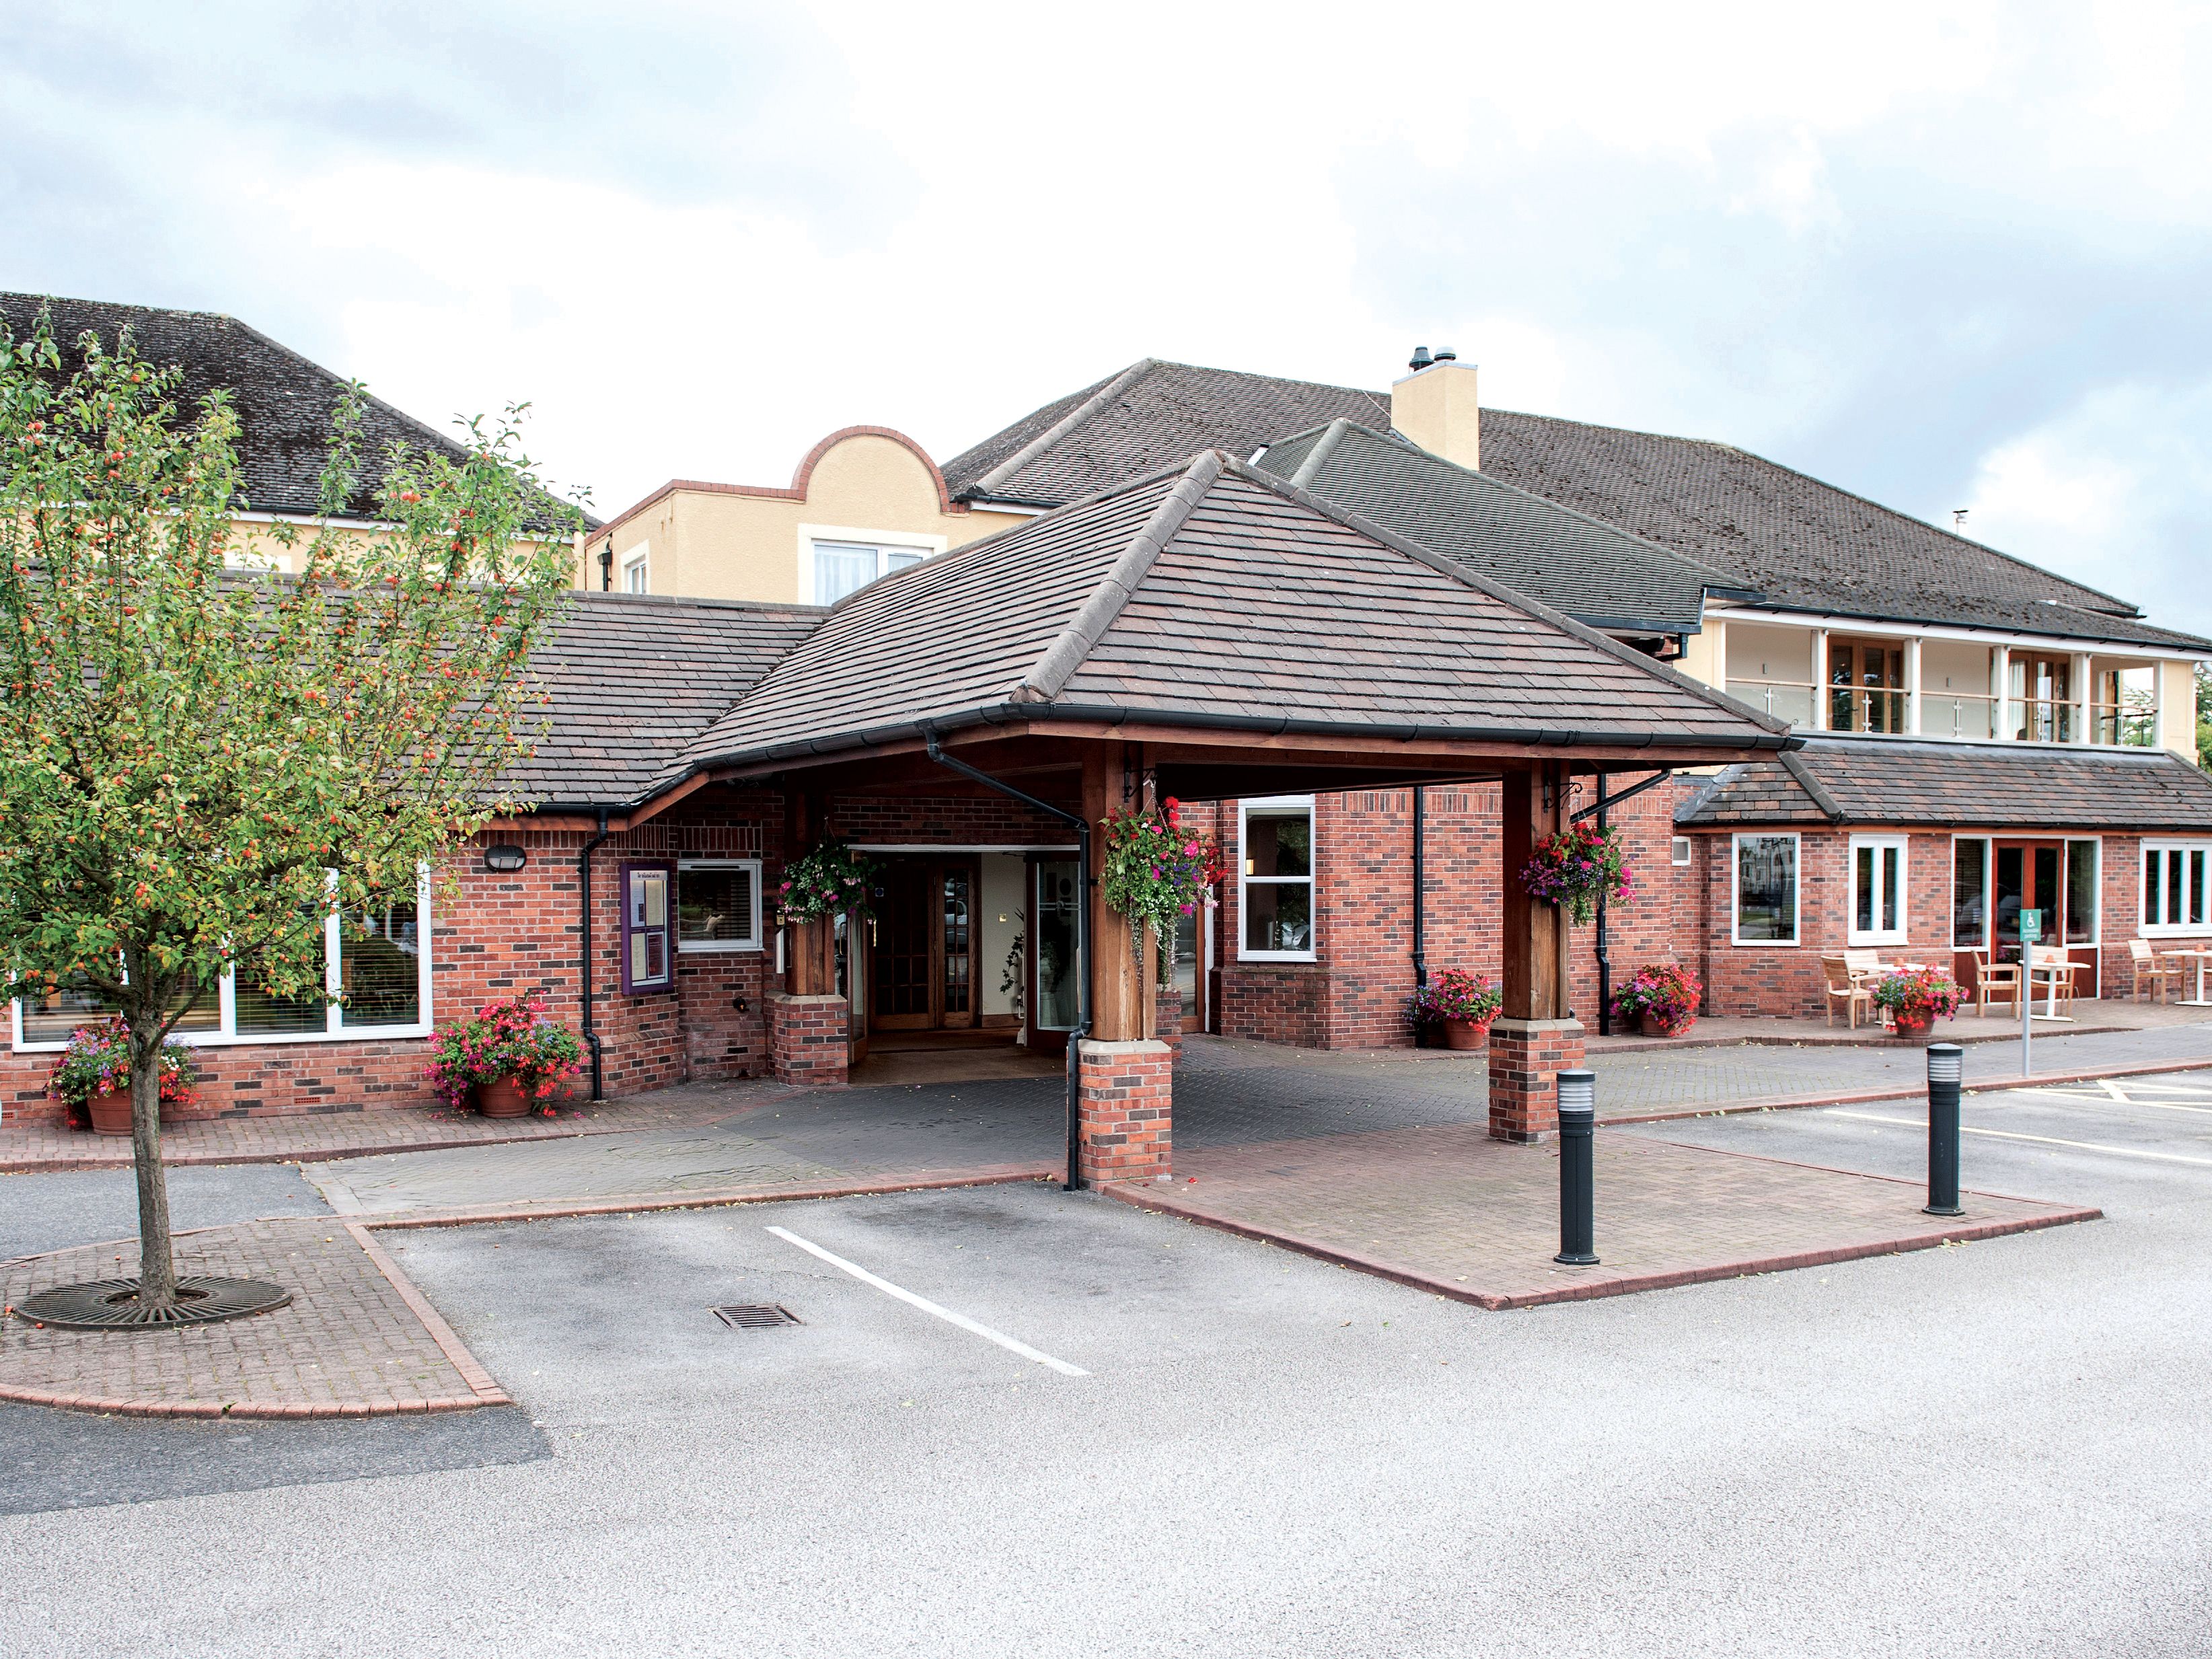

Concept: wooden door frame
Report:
left=1993, top=836, right=2098, bottom=996
left=871, top=854, right=981, bottom=1032
left=1024, top=853, right=1078, bottom=1058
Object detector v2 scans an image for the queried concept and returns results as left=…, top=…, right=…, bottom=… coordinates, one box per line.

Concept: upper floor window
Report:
left=812, top=540, right=930, bottom=606
left=1828, top=637, right=1907, bottom=734
left=622, top=552, right=649, bottom=594
left=2010, top=652, right=2075, bottom=743
left=1240, top=797, right=1315, bottom=960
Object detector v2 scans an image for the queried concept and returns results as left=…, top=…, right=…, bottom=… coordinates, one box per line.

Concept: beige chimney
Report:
left=1391, top=350, right=1480, bottom=470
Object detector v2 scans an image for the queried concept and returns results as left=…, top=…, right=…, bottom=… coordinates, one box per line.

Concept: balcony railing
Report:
left=2014, top=697, right=2077, bottom=744
left=1920, top=693, right=2001, bottom=741
left=1830, top=686, right=1910, bottom=734
left=1726, top=678, right=1816, bottom=729
left=2090, top=704, right=2158, bottom=747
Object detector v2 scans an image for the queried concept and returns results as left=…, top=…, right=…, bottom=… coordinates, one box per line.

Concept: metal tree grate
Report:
left=13, top=1276, right=293, bottom=1331
left=711, top=1303, right=801, bottom=1329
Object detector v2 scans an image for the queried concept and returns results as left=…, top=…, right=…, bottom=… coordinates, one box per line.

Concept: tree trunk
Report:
left=128, top=1029, right=178, bottom=1307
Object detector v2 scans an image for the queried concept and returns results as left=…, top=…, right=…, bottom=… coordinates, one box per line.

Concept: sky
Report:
left=4, top=0, right=2209, bottom=630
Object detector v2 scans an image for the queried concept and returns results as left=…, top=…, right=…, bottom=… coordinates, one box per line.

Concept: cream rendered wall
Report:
left=1917, top=639, right=1991, bottom=698
left=978, top=852, right=1027, bottom=1025
left=1724, top=622, right=1815, bottom=684
left=2161, top=659, right=2201, bottom=759
left=1674, top=620, right=1723, bottom=690
left=583, top=431, right=1029, bottom=603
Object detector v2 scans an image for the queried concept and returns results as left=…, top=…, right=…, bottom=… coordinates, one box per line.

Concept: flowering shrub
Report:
left=1409, top=968, right=1502, bottom=1028
left=45, top=1017, right=197, bottom=1119
left=1100, top=798, right=1224, bottom=942
left=1611, top=963, right=1701, bottom=1031
left=422, top=992, right=583, bottom=1113
left=1518, top=822, right=1633, bottom=925
left=776, top=841, right=882, bottom=924
left=1870, top=967, right=1964, bottom=1021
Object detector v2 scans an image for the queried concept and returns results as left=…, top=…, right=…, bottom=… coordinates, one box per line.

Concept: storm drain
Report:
left=712, top=1303, right=802, bottom=1329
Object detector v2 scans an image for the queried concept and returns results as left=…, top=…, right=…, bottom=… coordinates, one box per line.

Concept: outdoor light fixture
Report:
left=597, top=540, right=614, bottom=589
left=483, top=844, right=528, bottom=873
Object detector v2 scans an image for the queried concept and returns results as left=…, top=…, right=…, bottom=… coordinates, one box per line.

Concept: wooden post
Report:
left=784, top=784, right=834, bottom=996
left=1082, top=742, right=1147, bottom=1041
left=1491, top=760, right=1584, bottom=1142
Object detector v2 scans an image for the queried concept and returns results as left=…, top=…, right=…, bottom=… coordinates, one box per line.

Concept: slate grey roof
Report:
left=1675, top=735, right=2212, bottom=832
left=941, top=359, right=1387, bottom=508
left=680, top=451, right=1790, bottom=776
left=943, top=358, right=2209, bottom=652
left=0, top=292, right=599, bottom=530
left=517, top=593, right=821, bottom=806
left=1252, top=419, right=1750, bottom=636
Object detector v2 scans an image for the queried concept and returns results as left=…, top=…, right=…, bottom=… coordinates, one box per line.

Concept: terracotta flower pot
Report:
left=1891, top=1008, right=1933, bottom=1040
left=85, top=1084, right=133, bottom=1136
left=1640, top=1010, right=1695, bottom=1039
left=475, top=1076, right=531, bottom=1118
left=1442, top=1019, right=1491, bottom=1051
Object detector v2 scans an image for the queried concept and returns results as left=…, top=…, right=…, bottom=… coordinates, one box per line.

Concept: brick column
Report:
left=1485, top=1017, right=1584, bottom=1141
left=1153, top=985, right=1184, bottom=1061
left=1076, top=1038, right=1173, bottom=1182
left=768, top=993, right=848, bottom=1086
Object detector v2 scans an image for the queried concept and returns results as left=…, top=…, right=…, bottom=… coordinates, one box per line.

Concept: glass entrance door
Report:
left=1029, top=858, right=1081, bottom=1056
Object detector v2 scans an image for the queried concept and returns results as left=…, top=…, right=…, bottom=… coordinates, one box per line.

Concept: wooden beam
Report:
left=1500, top=761, right=1569, bottom=1021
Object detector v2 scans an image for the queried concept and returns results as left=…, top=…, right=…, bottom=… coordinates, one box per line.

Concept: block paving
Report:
left=0, top=1217, right=504, bottom=1418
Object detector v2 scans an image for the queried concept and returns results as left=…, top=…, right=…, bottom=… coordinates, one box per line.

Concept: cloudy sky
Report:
left=5, top=1, right=2209, bottom=628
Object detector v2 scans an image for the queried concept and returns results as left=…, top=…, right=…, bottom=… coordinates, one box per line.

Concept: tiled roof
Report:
left=1676, top=735, right=2212, bottom=832
left=942, top=359, right=2209, bottom=652
left=680, top=452, right=1788, bottom=776
left=517, top=593, right=821, bottom=806
left=941, top=359, right=1386, bottom=508
left=1251, top=419, right=1746, bottom=636
left=0, top=292, right=599, bottom=530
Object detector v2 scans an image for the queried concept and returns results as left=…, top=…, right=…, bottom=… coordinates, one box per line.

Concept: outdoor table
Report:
left=2167, top=948, right=2212, bottom=1008
left=2026, top=955, right=2077, bottom=1022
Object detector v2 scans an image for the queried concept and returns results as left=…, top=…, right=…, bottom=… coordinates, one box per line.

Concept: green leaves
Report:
left=0, top=301, right=587, bottom=1037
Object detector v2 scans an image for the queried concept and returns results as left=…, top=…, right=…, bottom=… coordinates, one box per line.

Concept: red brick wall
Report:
left=768, top=994, right=849, bottom=1086
left=1076, top=1038, right=1172, bottom=1181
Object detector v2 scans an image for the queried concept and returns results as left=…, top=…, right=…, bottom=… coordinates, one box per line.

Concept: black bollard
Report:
left=1924, top=1042, right=1964, bottom=1218
left=1555, top=1069, right=1599, bottom=1265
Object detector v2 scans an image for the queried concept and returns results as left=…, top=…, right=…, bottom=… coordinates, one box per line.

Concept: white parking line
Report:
left=2024, top=1089, right=2212, bottom=1117
left=1827, top=1111, right=2212, bottom=1168
left=765, top=1225, right=1090, bottom=1377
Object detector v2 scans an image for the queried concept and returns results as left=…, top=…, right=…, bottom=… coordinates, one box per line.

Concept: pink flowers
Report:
left=1519, top=823, right=1632, bottom=925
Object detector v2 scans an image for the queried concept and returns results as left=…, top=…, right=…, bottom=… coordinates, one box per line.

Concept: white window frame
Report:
left=675, top=858, right=765, bottom=953
left=2063, top=836, right=2103, bottom=948
left=2139, top=840, right=2212, bottom=936
left=1951, top=834, right=1993, bottom=950
left=622, top=551, right=649, bottom=594
left=1670, top=836, right=1693, bottom=867
left=1848, top=834, right=1909, bottom=947
left=1238, top=795, right=1317, bottom=963
left=1730, top=832, right=1801, bottom=947
left=9, top=871, right=433, bottom=1052
left=799, top=523, right=947, bottom=607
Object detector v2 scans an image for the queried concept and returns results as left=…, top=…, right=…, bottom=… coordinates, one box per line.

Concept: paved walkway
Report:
left=1108, top=1127, right=2096, bottom=1308
left=0, top=1218, right=505, bottom=1418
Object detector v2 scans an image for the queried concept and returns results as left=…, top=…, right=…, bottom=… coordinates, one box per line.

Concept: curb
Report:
left=1100, top=1181, right=2103, bottom=1311
left=1600, top=1052, right=2212, bottom=1126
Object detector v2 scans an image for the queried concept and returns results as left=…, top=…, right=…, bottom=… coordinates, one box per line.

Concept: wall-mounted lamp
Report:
left=484, top=844, right=528, bottom=873
left=597, top=541, right=614, bottom=591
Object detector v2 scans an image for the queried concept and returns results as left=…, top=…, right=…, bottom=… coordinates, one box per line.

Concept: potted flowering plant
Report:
left=46, top=1017, right=198, bottom=1135
left=776, top=841, right=881, bottom=923
left=422, top=992, right=585, bottom=1117
left=1612, top=963, right=1701, bottom=1038
left=1409, top=968, right=1503, bottom=1049
left=1099, top=797, right=1224, bottom=942
left=1519, top=822, right=1633, bottom=925
left=1870, top=967, right=1964, bottom=1040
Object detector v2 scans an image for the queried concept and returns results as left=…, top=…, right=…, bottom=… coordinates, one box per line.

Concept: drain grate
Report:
left=712, top=1303, right=801, bottom=1329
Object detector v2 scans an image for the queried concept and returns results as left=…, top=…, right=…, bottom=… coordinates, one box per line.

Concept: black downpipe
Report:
left=923, top=735, right=1093, bottom=1191
left=1594, top=776, right=1612, bottom=1037
left=1410, top=786, right=1428, bottom=1045
left=579, top=807, right=612, bottom=1100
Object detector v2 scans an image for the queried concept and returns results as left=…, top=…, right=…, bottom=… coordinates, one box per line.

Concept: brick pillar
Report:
left=768, top=992, right=848, bottom=1086
left=1485, top=1017, right=1584, bottom=1141
left=1076, top=1038, right=1173, bottom=1182
left=1491, top=761, right=1584, bottom=1140
left=1154, top=985, right=1184, bottom=1061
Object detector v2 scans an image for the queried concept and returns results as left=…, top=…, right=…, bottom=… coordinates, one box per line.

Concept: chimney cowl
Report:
left=1407, top=344, right=1432, bottom=371
left=1434, top=347, right=1457, bottom=362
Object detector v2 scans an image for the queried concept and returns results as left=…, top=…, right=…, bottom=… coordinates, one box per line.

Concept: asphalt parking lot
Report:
left=2, top=1074, right=2209, bottom=1656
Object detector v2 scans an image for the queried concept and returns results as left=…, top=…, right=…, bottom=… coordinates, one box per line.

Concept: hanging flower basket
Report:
left=776, top=841, right=883, bottom=924
left=1519, top=822, right=1633, bottom=926
left=1099, top=798, right=1224, bottom=942
left=1611, top=963, right=1701, bottom=1038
